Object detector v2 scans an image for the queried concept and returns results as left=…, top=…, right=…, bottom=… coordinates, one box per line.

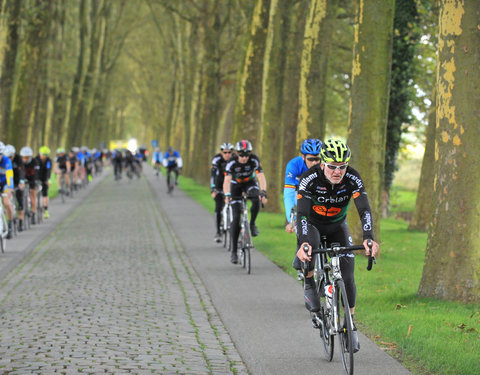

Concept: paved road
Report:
left=0, top=167, right=412, bottom=375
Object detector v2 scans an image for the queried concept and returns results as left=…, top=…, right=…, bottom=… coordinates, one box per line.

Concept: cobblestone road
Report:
left=0, top=174, right=248, bottom=375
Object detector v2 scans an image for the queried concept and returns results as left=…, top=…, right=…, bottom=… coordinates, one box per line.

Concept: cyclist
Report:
left=68, top=148, right=79, bottom=190
left=295, top=138, right=379, bottom=353
left=284, top=138, right=322, bottom=278
left=20, top=146, right=40, bottom=224
left=162, top=147, right=182, bottom=188
left=5, top=145, right=25, bottom=232
left=152, top=147, right=163, bottom=176
left=54, top=147, right=71, bottom=194
left=76, top=147, right=86, bottom=184
left=0, top=142, right=14, bottom=238
left=223, top=140, right=267, bottom=264
left=210, top=142, right=235, bottom=242
left=37, top=146, right=52, bottom=218
left=112, top=148, right=123, bottom=180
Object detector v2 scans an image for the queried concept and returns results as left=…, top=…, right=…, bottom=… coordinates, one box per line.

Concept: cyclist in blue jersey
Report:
left=163, top=147, right=182, bottom=188
left=5, top=145, right=25, bottom=231
left=0, top=142, right=14, bottom=238
left=37, top=146, right=52, bottom=218
left=284, top=139, right=322, bottom=233
left=152, top=148, right=163, bottom=176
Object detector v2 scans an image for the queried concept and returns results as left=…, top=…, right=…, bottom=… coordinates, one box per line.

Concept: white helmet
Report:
left=20, top=146, right=34, bottom=157
left=4, top=145, right=15, bottom=157
left=0, top=142, right=5, bottom=155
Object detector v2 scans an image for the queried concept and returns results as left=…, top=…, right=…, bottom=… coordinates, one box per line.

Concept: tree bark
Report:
left=0, top=0, right=22, bottom=140
left=296, top=0, right=337, bottom=144
left=346, top=0, right=395, bottom=243
left=418, top=1, right=480, bottom=303
left=232, top=0, right=270, bottom=148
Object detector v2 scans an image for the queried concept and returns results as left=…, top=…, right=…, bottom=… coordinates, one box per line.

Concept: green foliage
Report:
left=179, top=176, right=480, bottom=375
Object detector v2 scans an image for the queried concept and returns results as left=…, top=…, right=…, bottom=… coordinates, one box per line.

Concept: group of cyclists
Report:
left=0, top=141, right=106, bottom=240
left=151, top=147, right=183, bottom=192
left=210, top=137, right=379, bottom=353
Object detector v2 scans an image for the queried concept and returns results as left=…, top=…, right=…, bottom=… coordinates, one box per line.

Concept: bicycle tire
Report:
left=245, top=247, right=251, bottom=274
left=317, top=280, right=334, bottom=360
left=0, top=236, right=4, bottom=253
left=336, top=279, right=354, bottom=375
left=244, top=225, right=252, bottom=274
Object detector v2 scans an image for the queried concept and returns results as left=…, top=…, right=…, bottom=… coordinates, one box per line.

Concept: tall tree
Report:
left=232, top=0, right=270, bottom=148
left=259, top=0, right=291, bottom=212
left=346, top=0, right=395, bottom=243
left=0, top=0, right=22, bottom=140
left=382, top=0, right=419, bottom=217
left=296, top=0, right=337, bottom=144
left=418, top=1, right=480, bottom=303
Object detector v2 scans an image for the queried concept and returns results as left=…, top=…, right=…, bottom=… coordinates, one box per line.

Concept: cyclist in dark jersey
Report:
left=68, top=148, right=79, bottom=189
left=55, top=148, right=71, bottom=193
left=210, top=142, right=235, bottom=242
left=37, top=146, right=52, bottom=219
left=223, top=140, right=267, bottom=264
left=295, top=138, right=379, bottom=353
left=20, top=146, right=40, bottom=224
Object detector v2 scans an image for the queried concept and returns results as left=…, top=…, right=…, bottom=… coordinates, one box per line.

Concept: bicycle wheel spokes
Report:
left=336, top=279, right=354, bottom=375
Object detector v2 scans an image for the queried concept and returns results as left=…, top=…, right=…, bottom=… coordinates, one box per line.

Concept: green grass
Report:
left=177, top=176, right=480, bottom=375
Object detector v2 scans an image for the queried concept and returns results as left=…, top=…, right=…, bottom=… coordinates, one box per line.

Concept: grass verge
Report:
left=177, top=176, right=480, bottom=375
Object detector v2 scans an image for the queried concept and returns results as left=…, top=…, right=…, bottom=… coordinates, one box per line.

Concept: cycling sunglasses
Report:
left=324, top=163, right=348, bottom=171
left=238, top=152, right=250, bottom=157
left=306, top=157, right=321, bottom=162
left=222, top=151, right=232, bottom=154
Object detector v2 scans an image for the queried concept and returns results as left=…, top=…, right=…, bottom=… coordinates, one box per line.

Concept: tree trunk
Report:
left=418, top=1, right=480, bottom=303
left=232, top=0, right=270, bottom=148
left=409, top=91, right=436, bottom=231
left=67, top=0, right=88, bottom=147
left=346, top=0, right=395, bottom=244
left=0, top=0, right=22, bottom=140
left=258, top=0, right=291, bottom=212
left=296, top=0, right=337, bottom=144
left=282, top=1, right=309, bottom=165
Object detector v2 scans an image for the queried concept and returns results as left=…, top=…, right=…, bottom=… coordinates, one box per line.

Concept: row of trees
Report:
left=1, top=0, right=478, bottom=302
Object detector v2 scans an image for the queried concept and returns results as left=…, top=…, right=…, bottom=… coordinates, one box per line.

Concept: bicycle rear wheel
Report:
left=336, top=279, right=354, bottom=375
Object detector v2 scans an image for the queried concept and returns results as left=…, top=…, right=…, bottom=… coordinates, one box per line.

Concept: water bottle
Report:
left=325, top=284, right=333, bottom=309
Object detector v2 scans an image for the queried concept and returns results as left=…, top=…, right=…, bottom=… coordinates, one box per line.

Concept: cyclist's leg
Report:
left=301, top=224, right=321, bottom=312
left=229, top=184, right=242, bottom=262
left=16, top=188, right=24, bottom=223
left=214, top=193, right=224, bottom=236
left=42, top=182, right=50, bottom=218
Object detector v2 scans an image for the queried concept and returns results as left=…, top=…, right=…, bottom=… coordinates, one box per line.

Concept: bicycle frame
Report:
left=237, top=194, right=252, bottom=273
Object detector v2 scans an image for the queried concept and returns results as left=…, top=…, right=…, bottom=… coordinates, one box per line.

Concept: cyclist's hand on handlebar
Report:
left=363, top=239, right=379, bottom=257
left=285, top=222, right=295, bottom=233
left=297, top=242, right=312, bottom=262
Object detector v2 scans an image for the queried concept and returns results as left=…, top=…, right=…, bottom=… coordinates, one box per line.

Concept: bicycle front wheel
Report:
left=336, top=279, right=354, bottom=375
left=317, top=278, right=334, bottom=361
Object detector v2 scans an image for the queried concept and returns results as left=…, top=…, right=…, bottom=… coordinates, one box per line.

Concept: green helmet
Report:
left=39, top=146, right=51, bottom=155
left=56, top=147, right=65, bottom=154
left=320, top=139, right=351, bottom=163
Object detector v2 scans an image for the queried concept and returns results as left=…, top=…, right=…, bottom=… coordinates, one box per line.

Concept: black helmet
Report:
left=235, top=140, right=252, bottom=153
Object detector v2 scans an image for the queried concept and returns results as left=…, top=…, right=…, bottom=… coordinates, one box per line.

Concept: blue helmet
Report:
left=300, top=138, right=322, bottom=155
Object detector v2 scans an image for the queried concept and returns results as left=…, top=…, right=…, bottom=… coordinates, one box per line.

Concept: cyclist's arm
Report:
left=6, top=168, right=14, bottom=189
left=256, top=171, right=267, bottom=192
left=176, top=156, right=183, bottom=169
left=283, top=186, right=296, bottom=222
left=223, top=174, right=232, bottom=195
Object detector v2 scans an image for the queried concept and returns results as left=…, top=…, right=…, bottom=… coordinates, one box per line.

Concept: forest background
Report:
left=1, top=0, right=479, bottom=303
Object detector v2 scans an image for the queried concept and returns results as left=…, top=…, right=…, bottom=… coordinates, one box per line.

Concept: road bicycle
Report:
left=0, top=196, right=9, bottom=253
left=23, top=185, right=32, bottom=230
left=59, top=172, right=68, bottom=203
left=36, top=183, right=44, bottom=224
left=166, top=166, right=179, bottom=194
left=9, top=189, right=19, bottom=237
left=304, top=237, right=375, bottom=375
left=220, top=201, right=232, bottom=249
left=231, top=193, right=253, bottom=274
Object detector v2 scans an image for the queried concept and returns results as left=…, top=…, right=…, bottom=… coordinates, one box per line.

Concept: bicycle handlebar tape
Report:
left=366, top=239, right=375, bottom=271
